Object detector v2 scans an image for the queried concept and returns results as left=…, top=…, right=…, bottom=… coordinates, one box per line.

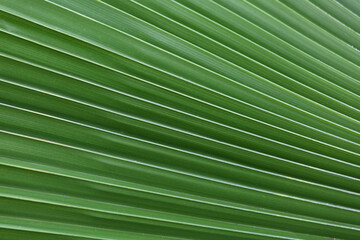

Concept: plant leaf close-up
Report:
left=1, top=0, right=360, bottom=239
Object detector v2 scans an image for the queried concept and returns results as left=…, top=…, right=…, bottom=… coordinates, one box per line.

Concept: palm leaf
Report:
left=1, top=0, right=360, bottom=239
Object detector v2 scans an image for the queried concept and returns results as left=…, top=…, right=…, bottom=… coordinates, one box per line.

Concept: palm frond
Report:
left=1, top=0, right=360, bottom=239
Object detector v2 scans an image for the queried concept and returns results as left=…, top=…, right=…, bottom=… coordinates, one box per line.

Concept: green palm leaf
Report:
left=1, top=0, right=360, bottom=239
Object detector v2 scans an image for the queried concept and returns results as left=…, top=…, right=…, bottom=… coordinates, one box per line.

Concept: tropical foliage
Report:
left=0, top=0, right=360, bottom=239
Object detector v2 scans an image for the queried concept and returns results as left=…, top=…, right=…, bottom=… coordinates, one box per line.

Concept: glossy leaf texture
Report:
left=0, top=0, right=360, bottom=239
